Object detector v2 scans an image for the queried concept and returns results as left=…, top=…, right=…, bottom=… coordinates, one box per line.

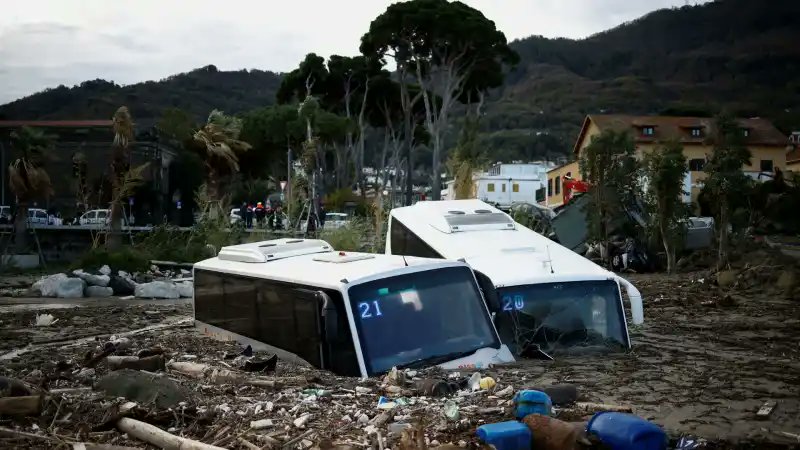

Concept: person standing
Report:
left=255, top=202, right=266, bottom=226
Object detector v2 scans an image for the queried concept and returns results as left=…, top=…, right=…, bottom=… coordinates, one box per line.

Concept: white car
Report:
left=324, top=212, right=349, bottom=230
left=27, top=208, right=49, bottom=225
left=230, top=208, right=243, bottom=224
left=79, top=209, right=110, bottom=226
left=0, top=206, right=11, bottom=224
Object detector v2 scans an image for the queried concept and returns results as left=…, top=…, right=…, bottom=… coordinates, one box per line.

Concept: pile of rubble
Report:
left=0, top=322, right=664, bottom=450
left=1, top=264, right=194, bottom=300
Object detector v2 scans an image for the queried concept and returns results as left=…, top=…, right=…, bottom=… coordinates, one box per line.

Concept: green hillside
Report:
left=1, top=0, right=798, bottom=162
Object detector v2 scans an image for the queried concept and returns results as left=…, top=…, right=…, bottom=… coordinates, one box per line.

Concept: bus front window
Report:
left=348, top=266, right=499, bottom=375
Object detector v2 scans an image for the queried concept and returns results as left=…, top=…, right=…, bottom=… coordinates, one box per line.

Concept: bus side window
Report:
left=390, top=217, right=442, bottom=259
left=223, top=276, right=258, bottom=339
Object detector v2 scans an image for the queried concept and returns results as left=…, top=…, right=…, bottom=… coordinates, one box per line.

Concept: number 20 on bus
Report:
left=501, top=295, right=524, bottom=312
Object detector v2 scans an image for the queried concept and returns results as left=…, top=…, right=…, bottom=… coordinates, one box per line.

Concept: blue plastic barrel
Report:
left=586, top=411, right=668, bottom=450
left=513, top=390, right=552, bottom=419
left=476, top=421, right=532, bottom=450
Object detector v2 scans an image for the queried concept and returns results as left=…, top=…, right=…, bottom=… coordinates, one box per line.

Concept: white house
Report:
left=471, top=162, right=555, bottom=209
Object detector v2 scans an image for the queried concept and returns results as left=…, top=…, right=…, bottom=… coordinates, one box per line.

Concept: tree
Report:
left=448, top=107, right=486, bottom=199
left=7, top=126, right=53, bottom=252
left=192, top=110, right=252, bottom=219
left=643, top=140, right=689, bottom=273
left=580, top=129, right=639, bottom=268
left=704, top=112, right=752, bottom=269
left=107, top=106, right=134, bottom=250
left=361, top=0, right=518, bottom=201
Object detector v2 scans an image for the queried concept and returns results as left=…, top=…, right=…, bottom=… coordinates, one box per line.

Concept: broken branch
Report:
left=116, top=417, right=227, bottom=450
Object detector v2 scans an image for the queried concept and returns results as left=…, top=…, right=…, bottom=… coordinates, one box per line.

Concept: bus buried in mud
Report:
left=193, top=238, right=514, bottom=378
left=386, top=200, right=644, bottom=357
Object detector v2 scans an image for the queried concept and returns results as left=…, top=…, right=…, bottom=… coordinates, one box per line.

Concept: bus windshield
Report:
left=495, top=280, right=628, bottom=355
left=348, top=266, right=499, bottom=375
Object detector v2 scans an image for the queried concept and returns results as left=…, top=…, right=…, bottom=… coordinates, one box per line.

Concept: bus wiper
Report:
left=397, top=349, right=478, bottom=370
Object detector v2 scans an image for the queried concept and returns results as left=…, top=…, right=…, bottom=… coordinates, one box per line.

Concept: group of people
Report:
left=239, top=201, right=285, bottom=229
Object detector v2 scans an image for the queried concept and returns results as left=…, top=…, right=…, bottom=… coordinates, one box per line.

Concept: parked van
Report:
left=79, top=209, right=110, bottom=226
left=385, top=200, right=644, bottom=357
left=27, top=208, right=49, bottom=225
left=193, top=238, right=514, bottom=377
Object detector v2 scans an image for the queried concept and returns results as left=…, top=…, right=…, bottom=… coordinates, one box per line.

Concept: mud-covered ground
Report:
left=1, top=269, right=799, bottom=449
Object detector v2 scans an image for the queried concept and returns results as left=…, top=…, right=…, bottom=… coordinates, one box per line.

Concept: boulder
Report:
left=716, top=270, right=738, bottom=289
left=57, top=278, right=86, bottom=298
left=73, top=270, right=110, bottom=287
left=135, top=281, right=179, bottom=299
left=99, top=265, right=112, bottom=276
left=109, top=275, right=136, bottom=296
left=177, top=282, right=193, bottom=298
left=31, top=274, right=69, bottom=297
left=86, top=285, right=114, bottom=298
left=95, top=369, right=189, bottom=409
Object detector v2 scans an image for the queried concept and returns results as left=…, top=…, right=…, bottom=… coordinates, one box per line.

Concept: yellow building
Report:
left=542, top=114, right=790, bottom=208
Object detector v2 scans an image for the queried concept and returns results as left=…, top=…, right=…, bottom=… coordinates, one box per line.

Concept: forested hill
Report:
left=2, top=0, right=799, bottom=162
left=0, top=65, right=282, bottom=122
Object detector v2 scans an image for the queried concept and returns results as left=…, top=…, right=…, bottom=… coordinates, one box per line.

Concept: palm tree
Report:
left=193, top=110, right=251, bottom=219
left=8, top=127, right=54, bottom=252
left=107, top=106, right=134, bottom=250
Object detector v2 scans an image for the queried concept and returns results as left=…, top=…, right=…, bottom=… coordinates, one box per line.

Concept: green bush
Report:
left=75, top=247, right=150, bottom=273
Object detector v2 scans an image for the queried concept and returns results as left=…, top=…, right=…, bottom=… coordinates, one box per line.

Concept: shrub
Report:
left=75, top=247, right=149, bottom=273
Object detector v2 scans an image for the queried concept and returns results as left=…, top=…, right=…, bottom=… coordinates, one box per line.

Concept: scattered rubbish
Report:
left=468, top=372, right=482, bottom=391
left=250, top=419, right=274, bottom=430
left=243, top=354, right=278, bottom=373
left=522, top=414, right=590, bottom=450
left=294, top=414, right=311, bottom=428
left=388, top=422, right=412, bottom=436
left=377, top=397, right=397, bottom=410
left=495, top=385, right=514, bottom=398
left=356, top=386, right=372, bottom=394
left=479, top=376, right=496, bottom=390
left=757, top=400, right=776, bottom=418
left=415, top=378, right=454, bottom=397
left=514, top=390, right=552, bottom=419
left=241, top=345, right=253, bottom=357
left=443, top=400, right=460, bottom=421
left=476, top=421, right=532, bottom=450
left=586, top=411, right=668, bottom=450
left=674, top=435, right=708, bottom=449
left=34, top=313, right=58, bottom=327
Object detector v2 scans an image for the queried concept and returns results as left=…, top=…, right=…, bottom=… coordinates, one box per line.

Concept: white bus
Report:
left=385, top=200, right=644, bottom=357
left=193, top=238, right=514, bottom=378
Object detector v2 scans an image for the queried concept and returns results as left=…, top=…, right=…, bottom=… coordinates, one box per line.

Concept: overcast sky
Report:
left=0, top=0, right=707, bottom=105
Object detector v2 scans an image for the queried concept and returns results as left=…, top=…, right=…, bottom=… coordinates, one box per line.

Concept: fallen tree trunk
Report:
left=0, top=395, right=44, bottom=416
left=116, top=417, right=228, bottom=450
left=573, top=402, right=632, bottom=414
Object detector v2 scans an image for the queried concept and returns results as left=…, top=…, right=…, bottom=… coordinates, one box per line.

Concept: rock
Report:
left=57, top=278, right=86, bottom=298
left=95, top=369, right=189, bottom=409
left=135, top=281, right=179, bottom=299
left=176, top=282, right=193, bottom=298
left=777, top=271, right=796, bottom=292
left=99, top=265, right=112, bottom=276
left=0, top=376, right=35, bottom=397
left=86, top=285, right=114, bottom=298
left=180, top=269, right=191, bottom=276
left=716, top=270, right=738, bottom=289
left=73, top=269, right=110, bottom=287
left=31, top=273, right=69, bottom=297
left=109, top=275, right=136, bottom=296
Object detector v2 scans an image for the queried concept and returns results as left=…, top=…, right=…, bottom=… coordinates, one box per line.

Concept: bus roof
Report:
left=194, top=239, right=469, bottom=290
left=389, top=200, right=612, bottom=287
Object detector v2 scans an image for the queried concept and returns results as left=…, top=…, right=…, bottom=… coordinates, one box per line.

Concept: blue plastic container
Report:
left=513, top=390, right=552, bottom=419
left=476, top=421, right=532, bottom=450
left=586, top=411, right=668, bottom=450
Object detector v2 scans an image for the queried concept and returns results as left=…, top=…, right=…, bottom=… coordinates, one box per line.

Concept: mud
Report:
left=0, top=271, right=799, bottom=449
